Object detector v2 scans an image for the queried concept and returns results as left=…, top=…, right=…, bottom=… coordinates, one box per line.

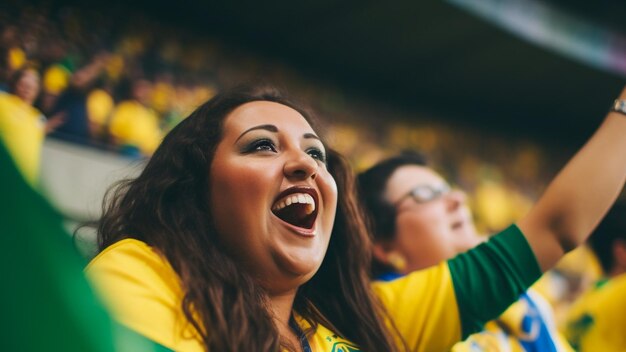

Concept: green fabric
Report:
left=594, top=278, right=609, bottom=289
left=0, top=140, right=171, bottom=351
left=447, top=224, right=542, bottom=339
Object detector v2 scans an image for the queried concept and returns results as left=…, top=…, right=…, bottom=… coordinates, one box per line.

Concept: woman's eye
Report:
left=307, top=148, right=326, bottom=163
left=246, top=139, right=277, bottom=153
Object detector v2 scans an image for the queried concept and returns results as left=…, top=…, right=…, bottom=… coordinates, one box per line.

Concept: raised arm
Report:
left=518, top=86, right=626, bottom=271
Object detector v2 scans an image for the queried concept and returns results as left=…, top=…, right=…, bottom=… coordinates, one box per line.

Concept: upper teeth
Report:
left=272, top=193, right=316, bottom=214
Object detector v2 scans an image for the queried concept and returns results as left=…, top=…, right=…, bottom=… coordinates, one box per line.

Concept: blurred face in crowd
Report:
left=381, top=165, right=482, bottom=272
left=209, top=101, right=337, bottom=294
left=14, top=69, right=40, bottom=105
left=132, top=79, right=153, bottom=106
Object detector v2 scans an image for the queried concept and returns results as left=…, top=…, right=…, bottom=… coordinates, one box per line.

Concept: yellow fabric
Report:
left=452, top=289, right=573, bottom=351
left=565, top=274, right=626, bottom=351
left=108, top=100, right=162, bottom=155
left=8, top=47, right=26, bottom=70
left=466, top=322, right=526, bottom=352
left=86, top=240, right=202, bottom=352
left=372, top=265, right=461, bottom=351
left=0, top=92, right=45, bottom=185
left=151, top=82, right=174, bottom=115
left=43, top=64, right=70, bottom=94
left=533, top=247, right=602, bottom=330
left=86, top=239, right=462, bottom=352
left=87, top=89, right=114, bottom=127
left=297, top=318, right=361, bottom=351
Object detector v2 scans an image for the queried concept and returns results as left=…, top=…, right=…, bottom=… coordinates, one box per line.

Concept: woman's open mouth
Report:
left=271, top=187, right=319, bottom=230
left=451, top=220, right=464, bottom=230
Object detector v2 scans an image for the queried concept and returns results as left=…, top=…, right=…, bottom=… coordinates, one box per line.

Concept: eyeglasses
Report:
left=394, top=183, right=451, bottom=207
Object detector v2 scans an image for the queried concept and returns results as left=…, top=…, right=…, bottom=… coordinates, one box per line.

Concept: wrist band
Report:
left=611, top=99, right=626, bottom=116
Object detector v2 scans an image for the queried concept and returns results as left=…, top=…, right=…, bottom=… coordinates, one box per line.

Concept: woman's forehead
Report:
left=223, top=101, right=315, bottom=136
left=20, top=70, right=39, bottom=82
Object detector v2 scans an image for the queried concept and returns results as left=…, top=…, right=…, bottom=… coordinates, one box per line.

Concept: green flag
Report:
left=0, top=140, right=171, bottom=351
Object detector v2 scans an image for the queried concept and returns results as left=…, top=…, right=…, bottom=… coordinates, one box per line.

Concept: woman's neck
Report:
left=269, top=289, right=301, bottom=350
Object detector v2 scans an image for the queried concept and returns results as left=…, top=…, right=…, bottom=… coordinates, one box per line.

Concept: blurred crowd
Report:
left=0, top=3, right=574, bottom=230
left=0, top=3, right=220, bottom=158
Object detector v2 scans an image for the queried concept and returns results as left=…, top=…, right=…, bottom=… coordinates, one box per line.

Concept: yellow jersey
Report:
left=0, top=92, right=45, bottom=185
left=565, top=274, right=626, bottom=351
left=108, top=100, right=162, bottom=155
left=87, top=225, right=540, bottom=351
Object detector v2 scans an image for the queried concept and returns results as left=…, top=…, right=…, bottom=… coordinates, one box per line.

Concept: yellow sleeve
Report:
left=85, top=239, right=204, bottom=352
left=371, top=262, right=461, bottom=352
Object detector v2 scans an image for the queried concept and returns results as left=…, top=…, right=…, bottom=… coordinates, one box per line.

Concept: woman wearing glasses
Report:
left=357, top=153, right=480, bottom=277
left=357, top=152, right=575, bottom=351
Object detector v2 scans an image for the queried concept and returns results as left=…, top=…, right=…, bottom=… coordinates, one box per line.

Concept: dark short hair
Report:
left=588, top=201, right=626, bottom=274
left=357, top=151, right=428, bottom=240
left=356, top=151, right=428, bottom=277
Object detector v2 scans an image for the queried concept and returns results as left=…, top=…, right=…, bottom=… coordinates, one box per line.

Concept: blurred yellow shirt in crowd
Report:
left=0, top=92, right=45, bottom=185
left=8, top=47, right=26, bottom=70
left=109, top=100, right=162, bottom=155
left=151, top=82, right=174, bottom=115
left=565, top=274, right=626, bottom=351
left=43, top=64, right=71, bottom=95
left=87, top=89, right=114, bottom=134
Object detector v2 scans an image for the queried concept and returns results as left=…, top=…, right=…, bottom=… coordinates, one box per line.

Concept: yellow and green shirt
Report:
left=565, top=274, right=626, bottom=351
left=86, top=225, right=541, bottom=351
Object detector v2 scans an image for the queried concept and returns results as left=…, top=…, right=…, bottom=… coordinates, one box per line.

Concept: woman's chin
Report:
left=276, top=253, right=323, bottom=280
left=257, top=260, right=321, bottom=295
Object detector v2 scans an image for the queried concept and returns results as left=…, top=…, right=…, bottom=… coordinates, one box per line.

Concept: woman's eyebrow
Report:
left=235, top=124, right=278, bottom=143
left=303, top=133, right=321, bottom=141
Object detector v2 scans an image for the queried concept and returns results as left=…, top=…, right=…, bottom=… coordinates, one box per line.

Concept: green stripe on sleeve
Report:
left=447, top=224, right=542, bottom=339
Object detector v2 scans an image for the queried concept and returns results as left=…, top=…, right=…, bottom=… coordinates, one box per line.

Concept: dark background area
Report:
left=26, top=0, right=626, bottom=147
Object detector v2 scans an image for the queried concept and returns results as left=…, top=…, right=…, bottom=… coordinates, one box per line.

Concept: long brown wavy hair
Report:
left=97, top=85, right=405, bottom=351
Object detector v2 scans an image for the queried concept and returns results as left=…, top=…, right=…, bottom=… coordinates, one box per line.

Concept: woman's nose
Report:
left=283, top=150, right=318, bottom=180
left=445, top=188, right=467, bottom=211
